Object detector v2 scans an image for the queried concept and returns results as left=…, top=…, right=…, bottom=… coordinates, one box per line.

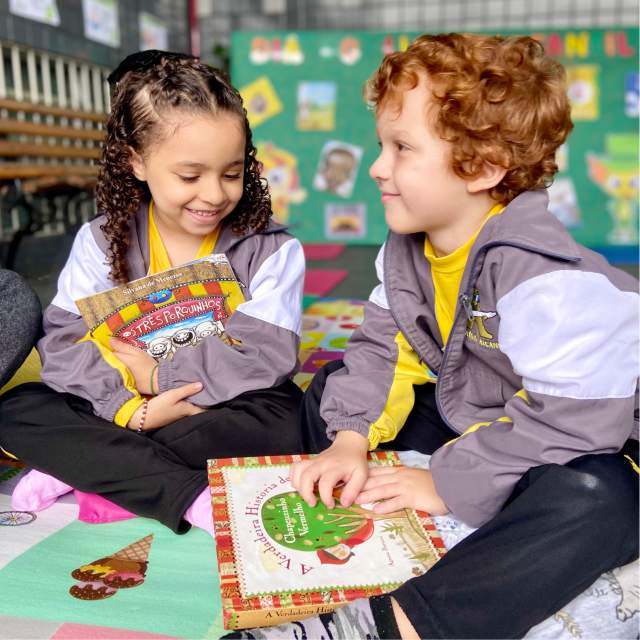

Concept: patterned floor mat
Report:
left=0, top=298, right=637, bottom=639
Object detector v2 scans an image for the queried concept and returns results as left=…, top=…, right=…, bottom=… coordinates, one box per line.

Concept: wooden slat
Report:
left=0, top=97, right=106, bottom=122
left=0, top=163, right=98, bottom=179
left=0, top=141, right=101, bottom=159
left=0, top=119, right=104, bottom=141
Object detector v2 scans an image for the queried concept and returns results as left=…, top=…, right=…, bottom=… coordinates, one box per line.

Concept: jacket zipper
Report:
left=434, top=240, right=580, bottom=433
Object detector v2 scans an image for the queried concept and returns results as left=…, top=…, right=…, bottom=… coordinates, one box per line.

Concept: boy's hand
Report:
left=110, top=338, right=157, bottom=394
left=127, top=383, right=205, bottom=431
left=290, top=430, right=369, bottom=509
left=355, top=466, right=449, bottom=516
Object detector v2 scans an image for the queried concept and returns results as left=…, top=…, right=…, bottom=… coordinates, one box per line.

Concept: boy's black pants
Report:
left=0, top=380, right=303, bottom=533
left=301, top=360, right=639, bottom=639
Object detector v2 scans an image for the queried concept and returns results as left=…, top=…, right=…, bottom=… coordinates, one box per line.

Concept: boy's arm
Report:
left=430, top=269, right=639, bottom=528
left=321, top=244, right=434, bottom=448
left=156, top=237, right=304, bottom=405
left=38, top=224, right=144, bottom=425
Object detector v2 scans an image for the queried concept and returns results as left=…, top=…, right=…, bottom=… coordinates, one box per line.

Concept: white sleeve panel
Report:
left=51, top=223, right=113, bottom=315
left=239, top=237, right=305, bottom=336
left=368, top=243, right=390, bottom=310
left=497, top=270, right=639, bottom=400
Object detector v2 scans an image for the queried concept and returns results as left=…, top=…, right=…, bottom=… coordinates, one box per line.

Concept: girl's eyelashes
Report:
left=178, top=175, right=199, bottom=183
left=223, top=173, right=242, bottom=180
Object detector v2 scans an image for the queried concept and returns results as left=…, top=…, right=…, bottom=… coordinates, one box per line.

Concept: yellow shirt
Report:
left=424, top=203, right=504, bottom=346
left=147, top=200, right=220, bottom=274
left=367, top=203, right=504, bottom=449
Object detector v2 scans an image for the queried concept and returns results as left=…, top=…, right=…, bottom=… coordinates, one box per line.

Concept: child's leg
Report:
left=389, top=440, right=639, bottom=638
left=0, top=269, right=41, bottom=389
left=0, top=382, right=206, bottom=533
left=225, top=442, right=638, bottom=639
left=148, top=378, right=304, bottom=466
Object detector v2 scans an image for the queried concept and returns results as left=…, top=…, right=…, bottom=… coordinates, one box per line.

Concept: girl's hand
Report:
left=354, top=466, right=449, bottom=516
left=110, top=338, right=158, bottom=394
left=290, top=430, right=369, bottom=509
left=127, top=382, right=205, bottom=431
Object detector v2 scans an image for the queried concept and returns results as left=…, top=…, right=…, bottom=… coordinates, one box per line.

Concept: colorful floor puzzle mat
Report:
left=0, top=298, right=637, bottom=639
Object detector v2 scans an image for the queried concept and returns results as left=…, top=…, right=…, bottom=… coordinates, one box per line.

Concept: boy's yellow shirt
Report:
left=424, top=203, right=504, bottom=346
left=367, top=202, right=504, bottom=450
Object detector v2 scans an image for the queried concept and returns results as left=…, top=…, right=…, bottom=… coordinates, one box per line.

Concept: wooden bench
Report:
left=0, top=97, right=105, bottom=268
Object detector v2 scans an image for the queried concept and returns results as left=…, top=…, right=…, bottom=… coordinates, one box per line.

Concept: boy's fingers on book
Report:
left=297, top=466, right=320, bottom=507
left=318, top=473, right=342, bottom=508
left=289, top=460, right=309, bottom=490
left=339, top=467, right=368, bottom=507
left=367, top=466, right=402, bottom=477
left=372, top=496, right=405, bottom=515
left=355, top=481, right=401, bottom=506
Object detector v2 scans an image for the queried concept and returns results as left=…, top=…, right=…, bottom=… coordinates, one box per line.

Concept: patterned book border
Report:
left=207, top=452, right=446, bottom=630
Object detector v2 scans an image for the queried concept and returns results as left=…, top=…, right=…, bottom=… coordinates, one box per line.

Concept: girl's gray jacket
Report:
left=320, top=189, right=639, bottom=527
left=37, top=204, right=305, bottom=424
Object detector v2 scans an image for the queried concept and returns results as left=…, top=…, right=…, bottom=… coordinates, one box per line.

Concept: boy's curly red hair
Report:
left=365, top=33, right=573, bottom=204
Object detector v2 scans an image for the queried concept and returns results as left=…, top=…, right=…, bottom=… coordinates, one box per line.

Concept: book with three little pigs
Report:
left=75, top=254, right=244, bottom=360
left=207, top=451, right=446, bottom=630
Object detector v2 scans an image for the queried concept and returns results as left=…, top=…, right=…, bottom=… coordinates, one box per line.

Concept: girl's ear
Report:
left=128, top=148, right=147, bottom=181
left=466, top=162, right=507, bottom=194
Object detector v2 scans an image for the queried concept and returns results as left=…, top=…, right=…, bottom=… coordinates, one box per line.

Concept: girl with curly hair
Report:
left=0, top=51, right=306, bottom=536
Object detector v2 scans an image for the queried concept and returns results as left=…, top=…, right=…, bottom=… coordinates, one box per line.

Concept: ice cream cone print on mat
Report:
left=69, top=534, right=154, bottom=600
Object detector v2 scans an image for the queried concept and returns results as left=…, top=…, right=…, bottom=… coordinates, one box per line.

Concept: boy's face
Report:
left=369, top=77, right=471, bottom=235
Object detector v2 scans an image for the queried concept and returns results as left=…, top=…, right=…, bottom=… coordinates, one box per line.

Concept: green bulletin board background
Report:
left=232, top=29, right=638, bottom=261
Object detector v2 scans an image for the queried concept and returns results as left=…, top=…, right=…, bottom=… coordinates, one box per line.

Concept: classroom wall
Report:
left=232, top=28, right=639, bottom=261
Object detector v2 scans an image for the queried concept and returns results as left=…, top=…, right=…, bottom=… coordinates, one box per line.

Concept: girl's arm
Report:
left=156, top=236, right=305, bottom=405
left=38, top=224, right=144, bottom=425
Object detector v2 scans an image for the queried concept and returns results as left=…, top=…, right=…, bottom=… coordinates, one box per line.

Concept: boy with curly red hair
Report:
left=228, top=33, right=639, bottom=640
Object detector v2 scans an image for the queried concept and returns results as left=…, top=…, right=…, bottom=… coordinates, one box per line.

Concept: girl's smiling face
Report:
left=130, top=111, right=246, bottom=240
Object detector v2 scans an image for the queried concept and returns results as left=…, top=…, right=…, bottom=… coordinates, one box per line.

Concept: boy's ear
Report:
left=128, top=148, right=147, bottom=181
left=466, top=162, right=507, bottom=194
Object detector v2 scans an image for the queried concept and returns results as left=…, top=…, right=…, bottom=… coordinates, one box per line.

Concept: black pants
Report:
left=0, top=380, right=303, bottom=533
left=301, top=361, right=639, bottom=639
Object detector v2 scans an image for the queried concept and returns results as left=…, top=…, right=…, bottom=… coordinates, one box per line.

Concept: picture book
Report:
left=207, top=451, right=446, bottom=630
left=75, top=254, right=245, bottom=361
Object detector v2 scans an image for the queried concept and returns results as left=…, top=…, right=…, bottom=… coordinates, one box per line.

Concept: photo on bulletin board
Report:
left=325, top=203, right=367, bottom=239
left=313, top=141, right=363, bottom=198
left=297, top=82, right=337, bottom=131
left=547, top=177, right=581, bottom=228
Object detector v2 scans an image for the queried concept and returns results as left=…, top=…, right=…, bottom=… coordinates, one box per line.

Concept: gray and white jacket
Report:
left=39, top=204, right=305, bottom=422
left=320, top=190, right=639, bottom=527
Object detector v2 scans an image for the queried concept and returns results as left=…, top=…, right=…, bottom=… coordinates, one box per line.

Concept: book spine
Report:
left=227, top=601, right=348, bottom=630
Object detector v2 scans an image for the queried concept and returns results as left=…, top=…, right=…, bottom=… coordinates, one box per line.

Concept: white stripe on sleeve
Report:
left=238, top=237, right=305, bottom=336
left=497, top=270, right=639, bottom=400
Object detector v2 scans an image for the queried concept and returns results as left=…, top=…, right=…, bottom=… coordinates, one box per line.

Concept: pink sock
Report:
left=74, top=491, right=136, bottom=524
left=12, top=470, right=73, bottom=511
left=184, top=487, right=214, bottom=536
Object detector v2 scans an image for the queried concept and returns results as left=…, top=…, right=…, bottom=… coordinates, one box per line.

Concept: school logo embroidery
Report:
left=464, top=289, right=499, bottom=349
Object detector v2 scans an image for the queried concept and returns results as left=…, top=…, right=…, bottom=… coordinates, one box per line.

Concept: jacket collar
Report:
left=471, top=189, right=582, bottom=262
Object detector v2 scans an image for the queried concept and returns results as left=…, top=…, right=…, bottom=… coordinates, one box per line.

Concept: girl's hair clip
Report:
left=107, top=49, right=197, bottom=90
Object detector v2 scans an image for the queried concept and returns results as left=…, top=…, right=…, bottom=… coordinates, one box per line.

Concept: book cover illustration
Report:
left=208, top=452, right=446, bottom=629
left=75, top=254, right=245, bottom=361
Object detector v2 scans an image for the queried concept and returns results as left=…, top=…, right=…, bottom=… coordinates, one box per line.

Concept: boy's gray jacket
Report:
left=38, top=204, right=305, bottom=422
left=321, top=190, right=639, bottom=527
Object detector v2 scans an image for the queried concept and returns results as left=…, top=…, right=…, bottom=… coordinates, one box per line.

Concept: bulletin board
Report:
left=231, top=29, right=638, bottom=260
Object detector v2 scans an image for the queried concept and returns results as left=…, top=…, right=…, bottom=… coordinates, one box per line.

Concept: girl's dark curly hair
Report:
left=95, top=56, right=271, bottom=283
